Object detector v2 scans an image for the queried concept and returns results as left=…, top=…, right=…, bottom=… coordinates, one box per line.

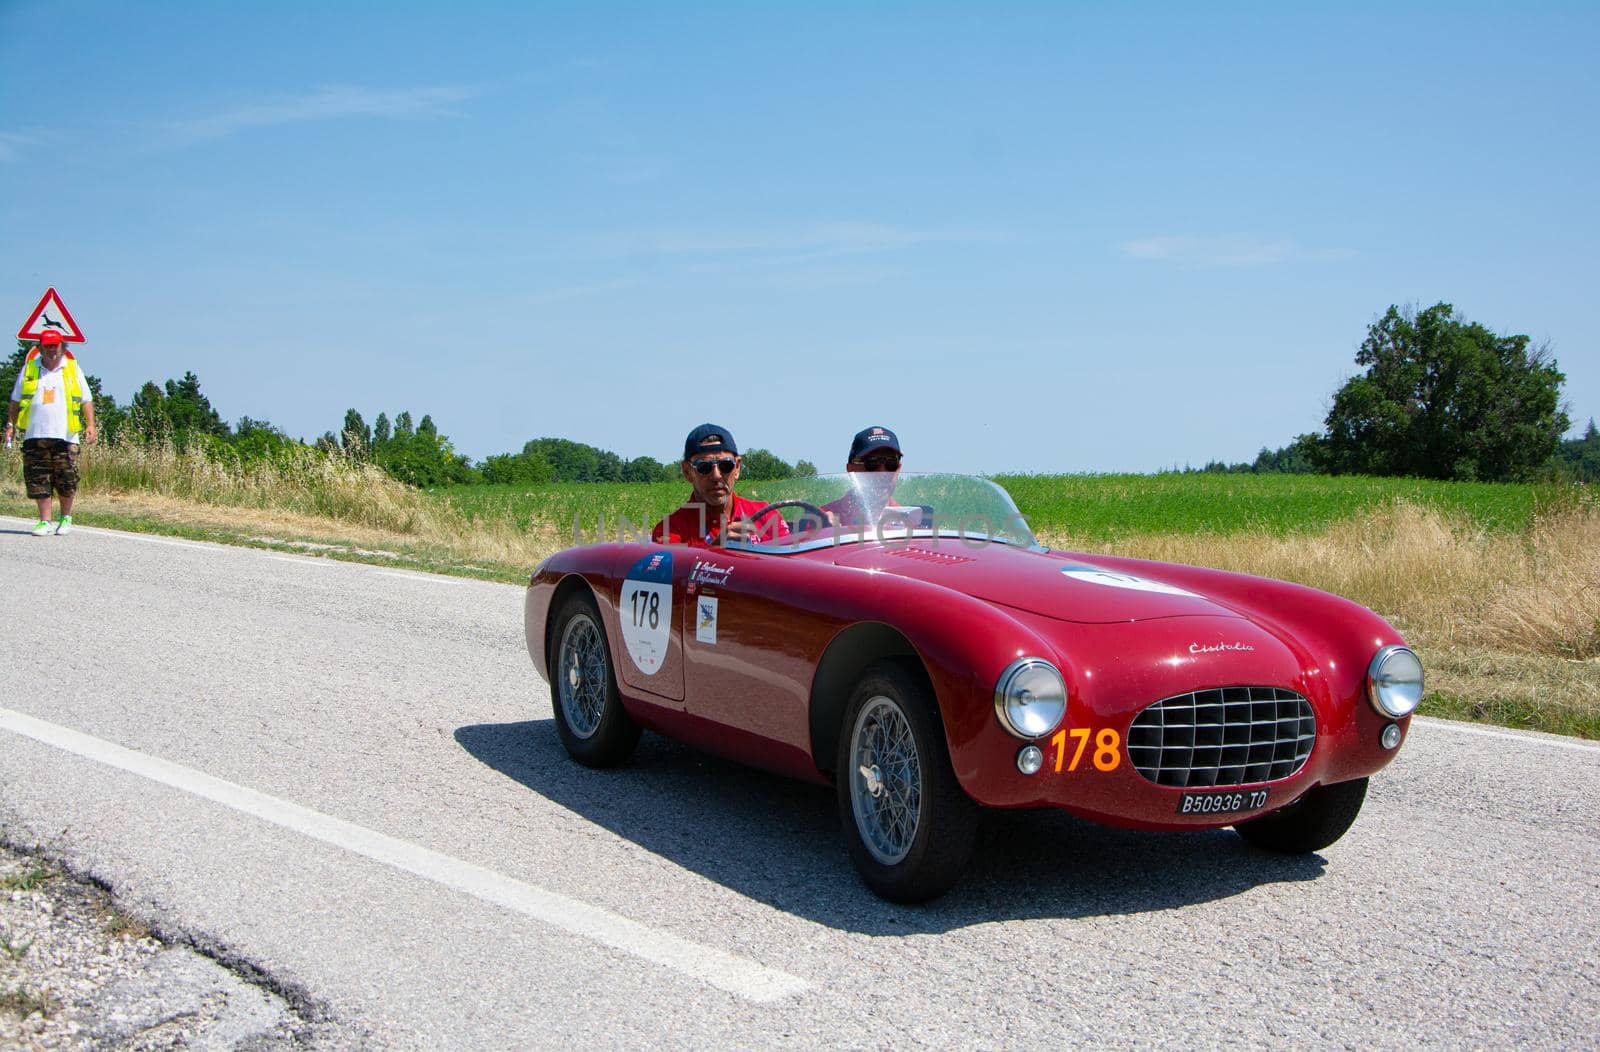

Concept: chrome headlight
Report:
left=994, top=658, right=1068, bottom=739
left=1367, top=645, right=1424, bottom=718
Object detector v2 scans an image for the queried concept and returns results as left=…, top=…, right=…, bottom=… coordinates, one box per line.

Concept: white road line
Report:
left=86, top=531, right=218, bottom=552
left=371, top=570, right=471, bottom=585
left=264, top=554, right=335, bottom=566
left=1414, top=716, right=1600, bottom=755
left=2, top=517, right=219, bottom=551
left=0, top=707, right=808, bottom=1003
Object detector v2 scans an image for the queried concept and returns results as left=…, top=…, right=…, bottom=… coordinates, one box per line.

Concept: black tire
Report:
left=548, top=592, right=641, bottom=767
left=1233, top=777, right=1369, bottom=854
left=835, top=658, right=978, bottom=903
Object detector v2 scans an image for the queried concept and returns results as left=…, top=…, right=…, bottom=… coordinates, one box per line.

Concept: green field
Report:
left=434, top=472, right=1575, bottom=542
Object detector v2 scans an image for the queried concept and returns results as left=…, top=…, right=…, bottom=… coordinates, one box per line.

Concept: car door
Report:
left=679, top=547, right=821, bottom=768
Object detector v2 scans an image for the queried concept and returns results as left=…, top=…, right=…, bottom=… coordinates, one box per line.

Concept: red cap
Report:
left=37, top=331, right=65, bottom=347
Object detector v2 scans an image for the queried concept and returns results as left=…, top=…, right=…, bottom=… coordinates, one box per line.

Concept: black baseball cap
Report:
left=683, top=423, right=739, bottom=460
left=848, top=426, right=900, bottom=461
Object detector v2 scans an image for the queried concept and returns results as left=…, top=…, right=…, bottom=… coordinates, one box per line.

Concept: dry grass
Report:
left=1038, top=498, right=1600, bottom=737
left=0, top=439, right=564, bottom=577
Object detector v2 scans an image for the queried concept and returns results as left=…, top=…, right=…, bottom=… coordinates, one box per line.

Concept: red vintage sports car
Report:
left=523, top=474, right=1422, bottom=902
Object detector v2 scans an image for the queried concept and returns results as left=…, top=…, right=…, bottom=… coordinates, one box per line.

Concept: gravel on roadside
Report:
left=0, top=841, right=328, bottom=1050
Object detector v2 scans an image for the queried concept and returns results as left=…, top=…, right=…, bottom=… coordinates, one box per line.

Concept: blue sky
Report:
left=2, top=2, right=1594, bottom=474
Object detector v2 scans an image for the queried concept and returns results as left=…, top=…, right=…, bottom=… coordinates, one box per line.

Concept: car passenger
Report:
left=652, top=423, right=789, bottom=547
left=821, top=426, right=905, bottom=527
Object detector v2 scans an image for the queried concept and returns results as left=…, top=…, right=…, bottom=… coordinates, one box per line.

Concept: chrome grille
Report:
left=1127, top=687, right=1315, bottom=788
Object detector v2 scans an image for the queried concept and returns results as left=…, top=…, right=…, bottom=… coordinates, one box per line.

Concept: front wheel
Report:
left=835, top=659, right=977, bottom=903
left=1233, top=777, right=1368, bottom=853
left=549, top=592, right=640, bottom=767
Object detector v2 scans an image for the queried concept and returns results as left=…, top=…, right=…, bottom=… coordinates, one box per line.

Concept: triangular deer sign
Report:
left=17, top=288, right=86, bottom=343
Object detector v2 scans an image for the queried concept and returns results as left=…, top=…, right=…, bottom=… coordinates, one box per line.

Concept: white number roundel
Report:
left=620, top=551, right=673, bottom=675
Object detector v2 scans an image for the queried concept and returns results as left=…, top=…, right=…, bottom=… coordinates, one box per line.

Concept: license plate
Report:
left=1177, top=788, right=1269, bottom=816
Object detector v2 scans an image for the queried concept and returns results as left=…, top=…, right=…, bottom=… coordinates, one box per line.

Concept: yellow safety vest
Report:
left=16, top=354, right=86, bottom=434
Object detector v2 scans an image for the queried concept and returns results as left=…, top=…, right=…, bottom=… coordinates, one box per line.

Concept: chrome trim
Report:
left=720, top=528, right=1045, bottom=556
left=992, top=657, right=1067, bottom=740
left=1366, top=645, right=1424, bottom=718
left=1127, top=686, right=1315, bottom=788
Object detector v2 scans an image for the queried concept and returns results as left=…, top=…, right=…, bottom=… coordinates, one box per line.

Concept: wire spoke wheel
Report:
left=557, top=612, right=608, bottom=740
left=547, top=593, right=640, bottom=768
left=849, top=695, right=923, bottom=866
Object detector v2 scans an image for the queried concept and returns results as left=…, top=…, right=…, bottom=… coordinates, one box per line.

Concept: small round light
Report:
left=1381, top=723, right=1402, bottom=750
left=994, top=658, right=1068, bottom=739
left=1367, top=646, right=1425, bottom=718
left=1017, top=745, right=1045, bottom=775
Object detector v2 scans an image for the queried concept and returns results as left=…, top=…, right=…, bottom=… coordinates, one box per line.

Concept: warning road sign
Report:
left=17, top=288, right=85, bottom=343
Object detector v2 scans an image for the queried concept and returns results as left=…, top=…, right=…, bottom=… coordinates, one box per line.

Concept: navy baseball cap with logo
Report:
left=848, top=426, right=900, bottom=461
left=683, top=423, right=739, bottom=460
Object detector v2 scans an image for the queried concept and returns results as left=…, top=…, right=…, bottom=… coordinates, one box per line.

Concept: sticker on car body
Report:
left=620, top=551, right=672, bottom=674
left=696, top=596, right=718, bottom=644
left=1059, top=565, right=1199, bottom=598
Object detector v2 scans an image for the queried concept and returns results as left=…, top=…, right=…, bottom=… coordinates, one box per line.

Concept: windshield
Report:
left=732, top=473, right=1038, bottom=552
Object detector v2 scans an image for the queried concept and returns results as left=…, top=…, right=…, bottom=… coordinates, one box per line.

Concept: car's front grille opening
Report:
left=1127, top=686, right=1315, bottom=788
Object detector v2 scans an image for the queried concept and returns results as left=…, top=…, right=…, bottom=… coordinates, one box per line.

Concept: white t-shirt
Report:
left=10, top=357, right=93, bottom=442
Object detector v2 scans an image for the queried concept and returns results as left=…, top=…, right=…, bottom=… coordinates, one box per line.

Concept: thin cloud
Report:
left=167, top=84, right=479, bottom=142
left=1120, top=235, right=1296, bottom=266
left=0, top=131, right=36, bottom=162
left=586, top=222, right=1011, bottom=262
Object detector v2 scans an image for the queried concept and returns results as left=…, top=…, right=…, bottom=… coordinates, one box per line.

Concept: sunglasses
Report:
left=692, top=458, right=738, bottom=477
left=854, top=454, right=901, bottom=472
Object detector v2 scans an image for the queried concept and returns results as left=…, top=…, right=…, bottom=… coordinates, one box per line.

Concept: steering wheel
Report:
left=759, top=500, right=831, bottom=534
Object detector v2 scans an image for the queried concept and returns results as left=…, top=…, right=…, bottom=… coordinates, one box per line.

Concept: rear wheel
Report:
left=1233, top=777, right=1368, bottom=853
left=550, top=592, right=640, bottom=767
left=835, top=659, right=977, bottom=903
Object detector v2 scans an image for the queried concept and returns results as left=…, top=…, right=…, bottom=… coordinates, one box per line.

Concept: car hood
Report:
left=830, top=541, right=1242, bottom=624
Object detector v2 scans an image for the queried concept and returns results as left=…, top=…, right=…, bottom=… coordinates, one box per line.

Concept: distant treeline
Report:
left=1188, top=421, right=1599, bottom=483
left=2, top=342, right=817, bottom=489
left=10, top=293, right=1596, bottom=489
left=478, top=437, right=816, bottom=486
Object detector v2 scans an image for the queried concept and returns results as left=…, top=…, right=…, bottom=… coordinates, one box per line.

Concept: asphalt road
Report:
left=2, top=518, right=1597, bottom=1049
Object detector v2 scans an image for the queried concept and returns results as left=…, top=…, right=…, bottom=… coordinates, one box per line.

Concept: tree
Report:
left=739, top=447, right=794, bottom=481
left=1322, top=303, right=1569, bottom=481
left=126, top=370, right=228, bottom=442
left=519, top=437, right=624, bottom=481
left=394, top=411, right=414, bottom=438
left=481, top=452, right=555, bottom=484
left=622, top=455, right=674, bottom=482
left=230, top=417, right=299, bottom=464
left=1553, top=419, right=1600, bottom=482
left=376, top=428, right=480, bottom=487
left=162, top=372, right=229, bottom=438
left=1250, top=434, right=1323, bottom=474
left=373, top=412, right=391, bottom=447
left=341, top=408, right=371, bottom=454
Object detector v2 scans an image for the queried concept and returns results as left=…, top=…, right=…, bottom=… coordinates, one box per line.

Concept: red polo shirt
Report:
left=652, top=493, right=790, bottom=547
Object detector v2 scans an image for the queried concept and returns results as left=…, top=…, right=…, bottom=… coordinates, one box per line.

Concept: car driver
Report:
left=652, top=423, right=790, bottom=547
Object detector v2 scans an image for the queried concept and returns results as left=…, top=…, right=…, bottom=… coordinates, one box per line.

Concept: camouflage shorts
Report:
left=21, top=439, right=80, bottom=499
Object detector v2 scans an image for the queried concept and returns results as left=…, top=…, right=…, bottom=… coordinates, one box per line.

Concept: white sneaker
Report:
left=55, top=516, right=73, bottom=535
left=30, top=520, right=53, bottom=536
